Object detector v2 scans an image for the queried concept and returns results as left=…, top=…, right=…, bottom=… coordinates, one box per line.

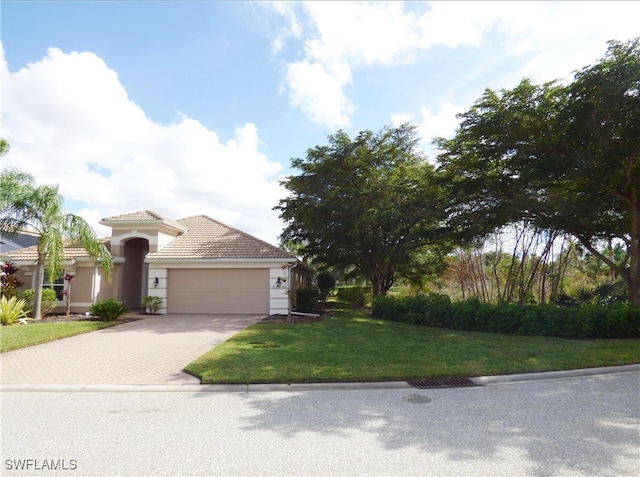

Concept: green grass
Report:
left=185, top=309, right=640, bottom=384
left=1, top=320, right=118, bottom=353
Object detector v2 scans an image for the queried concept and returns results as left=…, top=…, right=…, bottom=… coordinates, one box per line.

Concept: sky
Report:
left=1, top=1, right=639, bottom=245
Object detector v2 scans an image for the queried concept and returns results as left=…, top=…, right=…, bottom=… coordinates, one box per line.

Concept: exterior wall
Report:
left=269, top=267, right=290, bottom=315
left=290, top=265, right=310, bottom=295
left=98, top=263, right=121, bottom=302
left=67, top=266, right=95, bottom=311
left=13, top=268, right=31, bottom=296
left=146, top=267, right=168, bottom=314
left=108, top=227, right=181, bottom=255
left=55, top=265, right=119, bottom=314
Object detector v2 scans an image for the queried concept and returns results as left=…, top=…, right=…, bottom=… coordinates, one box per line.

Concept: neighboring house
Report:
left=2, top=211, right=309, bottom=315
left=0, top=230, right=39, bottom=254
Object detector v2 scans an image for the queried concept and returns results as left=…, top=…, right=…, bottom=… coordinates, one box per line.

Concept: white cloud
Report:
left=0, top=46, right=286, bottom=244
left=391, top=104, right=464, bottom=161
left=285, top=60, right=354, bottom=129
left=417, top=104, right=465, bottom=161
left=266, top=1, right=640, bottom=131
left=270, top=1, right=431, bottom=128
left=268, top=1, right=304, bottom=54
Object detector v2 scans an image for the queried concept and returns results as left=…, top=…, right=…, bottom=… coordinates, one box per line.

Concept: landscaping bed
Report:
left=38, top=312, right=143, bottom=324
left=259, top=314, right=324, bottom=324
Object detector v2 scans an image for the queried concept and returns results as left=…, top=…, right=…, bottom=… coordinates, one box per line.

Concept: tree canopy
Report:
left=436, top=38, right=640, bottom=304
left=276, top=124, right=448, bottom=296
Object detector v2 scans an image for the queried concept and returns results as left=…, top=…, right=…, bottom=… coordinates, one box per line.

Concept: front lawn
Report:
left=185, top=309, right=640, bottom=384
left=1, top=320, right=118, bottom=353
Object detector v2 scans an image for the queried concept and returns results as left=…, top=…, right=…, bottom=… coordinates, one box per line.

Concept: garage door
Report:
left=167, top=269, right=269, bottom=314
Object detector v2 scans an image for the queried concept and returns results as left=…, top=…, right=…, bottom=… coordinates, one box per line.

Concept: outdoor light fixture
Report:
left=275, top=277, right=282, bottom=288
left=153, top=277, right=159, bottom=287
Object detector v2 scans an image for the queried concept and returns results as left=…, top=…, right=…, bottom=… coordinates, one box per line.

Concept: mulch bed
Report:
left=260, top=314, right=324, bottom=324
left=38, top=313, right=144, bottom=324
left=39, top=312, right=323, bottom=325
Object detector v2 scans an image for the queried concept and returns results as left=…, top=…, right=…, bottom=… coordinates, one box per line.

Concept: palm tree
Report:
left=0, top=139, right=9, bottom=156
left=1, top=174, right=113, bottom=319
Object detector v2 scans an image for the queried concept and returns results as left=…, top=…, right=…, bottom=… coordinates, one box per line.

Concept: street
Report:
left=1, top=372, right=639, bottom=476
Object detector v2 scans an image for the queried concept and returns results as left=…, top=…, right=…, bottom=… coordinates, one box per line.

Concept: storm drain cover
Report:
left=407, top=377, right=479, bottom=389
left=403, top=394, right=432, bottom=404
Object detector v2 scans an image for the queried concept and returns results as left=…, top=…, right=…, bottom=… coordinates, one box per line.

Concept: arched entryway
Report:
left=121, top=238, right=149, bottom=309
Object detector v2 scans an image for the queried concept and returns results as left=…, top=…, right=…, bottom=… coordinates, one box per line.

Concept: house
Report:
left=3, top=211, right=309, bottom=315
left=0, top=229, right=39, bottom=254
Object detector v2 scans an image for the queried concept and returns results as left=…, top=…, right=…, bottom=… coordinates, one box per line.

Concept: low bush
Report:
left=22, top=288, right=59, bottom=316
left=372, top=294, right=640, bottom=339
left=294, top=287, right=320, bottom=313
left=142, top=295, right=163, bottom=314
left=336, top=286, right=371, bottom=307
left=89, top=299, right=128, bottom=321
left=0, top=296, right=29, bottom=325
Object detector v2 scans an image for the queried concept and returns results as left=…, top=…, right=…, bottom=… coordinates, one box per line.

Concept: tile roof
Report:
left=100, top=210, right=186, bottom=231
left=1, top=231, right=40, bottom=254
left=145, top=215, right=294, bottom=260
left=1, top=214, right=294, bottom=262
left=1, top=239, right=112, bottom=262
left=101, top=210, right=166, bottom=222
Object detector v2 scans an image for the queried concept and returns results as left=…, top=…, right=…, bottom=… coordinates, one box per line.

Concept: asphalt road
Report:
left=1, top=372, right=639, bottom=476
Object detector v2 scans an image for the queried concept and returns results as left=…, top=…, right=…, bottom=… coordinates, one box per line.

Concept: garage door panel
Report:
left=167, top=269, right=269, bottom=314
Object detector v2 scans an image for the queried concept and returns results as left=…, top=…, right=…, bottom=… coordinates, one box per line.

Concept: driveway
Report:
left=0, top=314, right=262, bottom=385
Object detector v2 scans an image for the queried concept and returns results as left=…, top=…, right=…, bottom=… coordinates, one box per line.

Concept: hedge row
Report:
left=371, top=294, right=640, bottom=339
left=336, top=286, right=371, bottom=307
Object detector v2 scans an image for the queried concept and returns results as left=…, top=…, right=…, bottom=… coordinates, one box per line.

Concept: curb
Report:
left=470, top=363, right=640, bottom=385
left=1, top=364, right=638, bottom=394
left=0, top=381, right=412, bottom=394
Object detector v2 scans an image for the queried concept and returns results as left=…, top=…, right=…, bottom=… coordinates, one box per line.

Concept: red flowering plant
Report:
left=63, top=273, right=75, bottom=317
left=1, top=262, right=24, bottom=299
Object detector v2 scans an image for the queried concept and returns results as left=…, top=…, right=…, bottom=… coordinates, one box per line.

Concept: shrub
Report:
left=294, top=287, right=320, bottom=313
left=336, top=286, right=371, bottom=307
left=0, top=296, right=29, bottom=325
left=371, top=294, right=640, bottom=339
left=142, top=295, right=163, bottom=314
left=0, top=262, right=24, bottom=298
left=89, top=299, right=128, bottom=321
left=22, top=288, right=59, bottom=316
left=317, top=271, right=336, bottom=302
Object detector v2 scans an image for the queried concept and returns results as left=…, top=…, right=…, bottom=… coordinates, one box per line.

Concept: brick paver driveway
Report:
left=0, top=314, right=262, bottom=385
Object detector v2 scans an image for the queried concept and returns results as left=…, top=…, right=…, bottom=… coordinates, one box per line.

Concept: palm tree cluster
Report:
left=0, top=140, right=113, bottom=319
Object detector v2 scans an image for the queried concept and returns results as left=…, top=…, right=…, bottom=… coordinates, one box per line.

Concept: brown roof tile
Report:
left=100, top=210, right=186, bottom=232
left=101, top=210, right=166, bottom=222
left=1, top=239, right=112, bottom=262
left=146, top=215, right=294, bottom=260
left=1, top=213, right=293, bottom=262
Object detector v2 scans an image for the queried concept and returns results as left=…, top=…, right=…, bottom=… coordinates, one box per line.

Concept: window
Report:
left=44, top=273, right=65, bottom=301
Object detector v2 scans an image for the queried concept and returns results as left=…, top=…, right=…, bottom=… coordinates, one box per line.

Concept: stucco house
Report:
left=3, top=211, right=308, bottom=315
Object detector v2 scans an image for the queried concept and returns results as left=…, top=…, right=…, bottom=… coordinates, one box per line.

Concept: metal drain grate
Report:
left=407, top=377, right=479, bottom=389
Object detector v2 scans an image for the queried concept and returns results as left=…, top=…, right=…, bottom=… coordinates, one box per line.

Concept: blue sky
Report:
left=1, top=1, right=639, bottom=244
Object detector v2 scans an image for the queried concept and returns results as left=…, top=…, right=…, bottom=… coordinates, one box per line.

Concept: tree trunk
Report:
left=629, top=184, right=640, bottom=306
left=32, top=256, right=46, bottom=320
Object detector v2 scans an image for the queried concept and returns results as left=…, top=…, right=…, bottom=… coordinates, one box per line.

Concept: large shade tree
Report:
left=436, top=38, right=640, bottom=304
left=1, top=144, right=113, bottom=319
left=276, top=124, right=449, bottom=297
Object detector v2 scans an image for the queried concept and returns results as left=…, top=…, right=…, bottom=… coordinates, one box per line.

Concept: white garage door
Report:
left=167, top=269, right=269, bottom=314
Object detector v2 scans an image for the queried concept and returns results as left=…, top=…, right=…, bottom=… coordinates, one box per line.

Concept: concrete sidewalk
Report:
left=0, top=314, right=262, bottom=385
